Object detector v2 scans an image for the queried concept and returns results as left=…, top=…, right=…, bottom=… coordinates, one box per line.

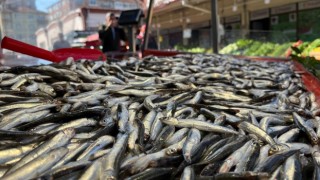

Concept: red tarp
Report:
left=143, top=49, right=179, bottom=57
left=86, top=33, right=99, bottom=42
left=85, top=33, right=101, bottom=49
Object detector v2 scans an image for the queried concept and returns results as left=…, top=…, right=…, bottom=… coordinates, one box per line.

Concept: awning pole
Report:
left=211, top=0, right=218, bottom=53
left=142, top=0, right=154, bottom=52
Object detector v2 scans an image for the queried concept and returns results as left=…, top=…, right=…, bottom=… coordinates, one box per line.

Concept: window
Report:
left=76, top=0, right=84, bottom=5
left=15, top=23, right=22, bottom=29
left=17, top=34, right=23, bottom=39
left=115, top=2, right=124, bottom=9
left=56, top=12, right=60, bottom=18
left=4, top=14, right=11, bottom=20
left=39, top=42, right=46, bottom=49
left=89, top=0, right=97, bottom=6
left=102, top=2, right=113, bottom=8
left=6, top=23, right=12, bottom=29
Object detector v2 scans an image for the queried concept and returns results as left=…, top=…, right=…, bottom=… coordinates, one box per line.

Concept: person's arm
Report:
left=98, top=31, right=104, bottom=41
left=118, top=28, right=127, bottom=42
left=65, top=40, right=71, bottom=48
left=98, top=25, right=107, bottom=41
left=52, top=42, right=58, bottom=50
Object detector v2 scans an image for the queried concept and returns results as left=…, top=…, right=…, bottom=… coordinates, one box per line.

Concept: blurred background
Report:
left=0, top=0, right=320, bottom=65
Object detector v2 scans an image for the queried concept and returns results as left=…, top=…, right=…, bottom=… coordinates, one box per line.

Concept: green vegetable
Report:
left=302, top=39, right=320, bottom=56
left=219, top=39, right=293, bottom=57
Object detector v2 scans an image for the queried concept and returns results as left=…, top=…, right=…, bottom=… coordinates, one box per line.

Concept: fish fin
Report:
left=136, top=144, right=147, bottom=154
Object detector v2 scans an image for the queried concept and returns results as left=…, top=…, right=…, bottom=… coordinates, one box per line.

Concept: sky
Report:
left=36, top=0, right=59, bottom=12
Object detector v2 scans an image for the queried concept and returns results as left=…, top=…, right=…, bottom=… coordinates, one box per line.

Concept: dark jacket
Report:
left=98, top=26, right=127, bottom=53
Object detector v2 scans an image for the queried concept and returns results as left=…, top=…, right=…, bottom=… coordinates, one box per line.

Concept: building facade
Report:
left=5, top=0, right=37, bottom=11
left=0, top=0, right=47, bottom=46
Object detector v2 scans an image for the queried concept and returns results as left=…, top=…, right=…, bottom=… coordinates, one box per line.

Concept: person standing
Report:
left=136, top=24, right=158, bottom=50
left=53, top=33, right=71, bottom=50
left=99, top=13, right=127, bottom=53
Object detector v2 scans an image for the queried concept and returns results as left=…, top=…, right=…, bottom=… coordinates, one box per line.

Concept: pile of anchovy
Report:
left=0, top=54, right=319, bottom=179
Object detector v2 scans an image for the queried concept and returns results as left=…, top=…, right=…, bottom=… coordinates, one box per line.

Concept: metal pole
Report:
left=156, top=25, right=160, bottom=50
left=0, top=0, right=6, bottom=39
left=142, top=0, right=154, bottom=52
left=211, top=0, right=218, bottom=53
left=131, top=26, right=136, bottom=53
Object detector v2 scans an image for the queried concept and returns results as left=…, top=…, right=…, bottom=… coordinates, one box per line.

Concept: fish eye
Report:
left=159, top=117, right=167, bottom=121
left=269, top=145, right=280, bottom=154
left=106, top=176, right=116, bottom=180
left=166, top=148, right=176, bottom=155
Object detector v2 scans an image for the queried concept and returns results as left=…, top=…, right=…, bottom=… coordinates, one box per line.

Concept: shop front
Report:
left=223, top=15, right=241, bottom=45
left=270, top=3, right=297, bottom=42
left=298, top=0, right=320, bottom=41
left=152, top=0, right=320, bottom=52
left=249, top=8, right=270, bottom=41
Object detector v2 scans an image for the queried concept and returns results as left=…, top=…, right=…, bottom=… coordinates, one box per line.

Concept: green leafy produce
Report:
left=174, top=45, right=208, bottom=54
left=290, top=45, right=320, bottom=80
left=243, top=41, right=263, bottom=56
left=269, top=43, right=292, bottom=57
left=219, top=39, right=292, bottom=57
left=175, top=38, right=320, bottom=58
left=297, top=42, right=309, bottom=55
left=236, top=39, right=253, bottom=49
left=252, top=42, right=275, bottom=56
left=219, top=44, right=238, bottom=54
left=302, top=39, right=320, bottom=56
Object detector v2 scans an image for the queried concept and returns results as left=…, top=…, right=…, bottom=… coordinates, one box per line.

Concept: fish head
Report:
left=49, top=91, right=56, bottom=97
left=103, top=170, right=117, bottom=180
left=99, top=117, right=113, bottom=127
left=159, top=117, right=178, bottom=125
left=311, top=136, right=319, bottom=145
left=165, top=147, right=178, bottom=155
left=154, top=104, right=161, bottom=112
left=63, top=127, right=76, bottom=137
left=100, top=108, right=113, bottom=126
left=268, top=144, right=288, bottom=155
left=44, top=86, right=56, bottom=96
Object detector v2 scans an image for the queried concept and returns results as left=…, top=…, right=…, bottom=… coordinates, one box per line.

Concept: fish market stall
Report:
left=0, top=51, right=318, bottom=179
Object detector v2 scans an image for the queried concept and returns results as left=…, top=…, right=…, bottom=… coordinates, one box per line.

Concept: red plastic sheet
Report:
left=86, top=33, right=99, bottom=42
left=294, top=61, right=320, bottom=105
left=143, top=49, right=179, bottom=57
left=143, top=49, right=320, bottom=105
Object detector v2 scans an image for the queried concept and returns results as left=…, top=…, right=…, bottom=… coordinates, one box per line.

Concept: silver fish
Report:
left=2, top=147, right=68, bottom=180
left=5, top=128, right=75, bottom=174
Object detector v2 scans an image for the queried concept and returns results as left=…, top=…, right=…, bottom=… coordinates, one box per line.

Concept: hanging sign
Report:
left=183, top=29, right=192, bottom=39
left=225, top=15, right=241, bottom=24
left=299, top=0, right=320, bottom=10
left=271, top=4, right=296, bottom=15
left=250, top=9, right=269, bottom=21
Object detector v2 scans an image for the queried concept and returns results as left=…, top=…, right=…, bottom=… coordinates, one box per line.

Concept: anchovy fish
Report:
left=0, top=54, right=317, bottom=179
